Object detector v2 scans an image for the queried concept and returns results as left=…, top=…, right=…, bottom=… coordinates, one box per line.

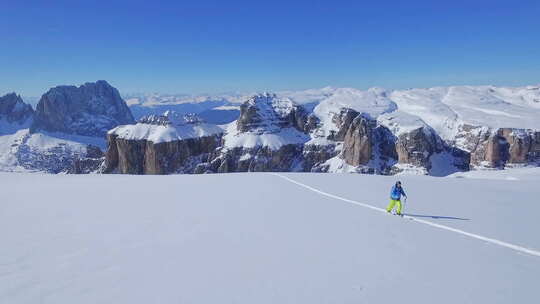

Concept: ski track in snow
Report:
left=271, top=173, right=540, bottom=258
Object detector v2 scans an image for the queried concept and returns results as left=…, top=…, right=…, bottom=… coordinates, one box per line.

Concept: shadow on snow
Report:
left=403, top=213, right=470, bottom=221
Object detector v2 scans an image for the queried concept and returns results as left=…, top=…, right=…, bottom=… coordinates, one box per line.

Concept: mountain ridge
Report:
left=106, top=86, right=540, bottom=175
left=1, top=82, right=539, bottom=175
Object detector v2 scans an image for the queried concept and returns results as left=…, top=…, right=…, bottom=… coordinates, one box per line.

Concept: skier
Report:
left=387, top=181, right=407, bottom=216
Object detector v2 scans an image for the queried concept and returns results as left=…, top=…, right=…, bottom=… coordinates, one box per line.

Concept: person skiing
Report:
left=387, top=181, right=407, bottom=216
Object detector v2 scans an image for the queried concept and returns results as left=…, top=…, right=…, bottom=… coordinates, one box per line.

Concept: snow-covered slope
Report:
left=0, top=129, right=106, bottom=173
left=223, top=122, right=309, bottom=150
left=389, top=85, right=540, bottom=140
left=0, top=172, right=538, bottom=303
left=282, top=85, right=540, bottom=139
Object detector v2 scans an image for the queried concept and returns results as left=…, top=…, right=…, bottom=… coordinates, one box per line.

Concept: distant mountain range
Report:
left=1, top=81, right=539, bottom=175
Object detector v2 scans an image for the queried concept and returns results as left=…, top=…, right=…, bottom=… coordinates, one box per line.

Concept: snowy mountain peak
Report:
left=0, top=93, right=34, bottom=125
left=237, top=93, right=301, bottom=133
left=246, top=93, right=295, bottom=115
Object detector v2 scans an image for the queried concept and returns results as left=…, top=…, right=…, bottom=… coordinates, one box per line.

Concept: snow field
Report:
left=0, top=172, right=539, bottom=303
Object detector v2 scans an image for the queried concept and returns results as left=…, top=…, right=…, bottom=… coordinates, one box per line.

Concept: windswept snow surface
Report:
left=223, top=123, right=309, bottom=150
left=1, top=172, right=538, bottom=303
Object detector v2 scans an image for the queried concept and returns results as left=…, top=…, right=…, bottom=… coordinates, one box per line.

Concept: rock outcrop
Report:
left=102, top=96, right=473, bottom=175
left=303, top=143, right=339, bottom=172
left=104, top=94, right=324, bottom=175
left=0, top=81, right=136, bottom=173
left=211, top=145, right=304, bottom=173
left=467, top=128, right=540, bottom=168
left=326, top=108, right=398, bottom=173
left=3, top=84, right=540, bottom=175
left=105, top=112, right=222, bottom=174
left=99, top=88, right=540, bottom=176
left=215, top=94, right=311, bottom=173
left=0, top=93, right=34, bottom=125
left=31, top=80, right=134, bottom=137
left=394, top=127, right=442, bottom=170
left=104, top=94, right=540, bottom=176
left=341, top=115, right=375, bottom=166
left=68, top=145, right=105, bottom=174
left=236, top=93, right=314, bottom=133
left=105, top=134, right=222, bottom=174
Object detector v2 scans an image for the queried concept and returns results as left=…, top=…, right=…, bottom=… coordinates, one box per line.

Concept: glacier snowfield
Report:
left=1, top=171, right=539, bottom=303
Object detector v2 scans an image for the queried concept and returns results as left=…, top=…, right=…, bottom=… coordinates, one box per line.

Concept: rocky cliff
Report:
left=105, top=112, right=222, bottom=174
left=31, top=80, right=134, bottom=137
left=0, top=93, right=34, bottom=127
left=214, top=94, right=313, bottom=173
left=104, top=86, right=540, bottom=176
left=0, top=81, right=134, bottom=173
left=465, top=127, right=540, bottom=169
left=3, top=83, right=539, bottom=175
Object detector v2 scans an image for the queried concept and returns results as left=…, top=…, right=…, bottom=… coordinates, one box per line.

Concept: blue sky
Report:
left=1, top=0, right=539, bottom=96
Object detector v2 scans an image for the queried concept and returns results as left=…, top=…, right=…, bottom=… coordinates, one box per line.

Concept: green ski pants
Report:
left=386, top=199, right=402, bottom=214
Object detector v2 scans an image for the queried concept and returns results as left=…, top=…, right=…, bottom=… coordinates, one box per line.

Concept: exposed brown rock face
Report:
left=464, top=127, right=540, bottom=168
left=323, top=108, right=401, bottom=173
left=395, top=127, right=441, bottom=169
left=330, top=108, right=400, bottom=172
left=104, top=134, right=120, bottom=172
left=330, top=108, right=359, bottom=141
left=500, top=129, right=531, bottom=163
left=115, top=137, right=147, bottom=174
left=144, top=136, right=221, bottom=174
left=342, top=115, right=374, bottom=166
left=104, top=133, right=221, bottom=174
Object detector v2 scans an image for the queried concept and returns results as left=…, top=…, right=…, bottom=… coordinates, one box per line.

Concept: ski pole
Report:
left=403, top=197, right=407, bottom=213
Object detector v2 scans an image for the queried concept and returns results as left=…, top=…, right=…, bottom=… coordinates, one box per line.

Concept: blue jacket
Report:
left=390, top=185, right=406, bottom=200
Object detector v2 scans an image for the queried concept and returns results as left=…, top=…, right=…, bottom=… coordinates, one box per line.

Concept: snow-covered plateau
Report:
left=0, top=171, right=538, bottom=303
